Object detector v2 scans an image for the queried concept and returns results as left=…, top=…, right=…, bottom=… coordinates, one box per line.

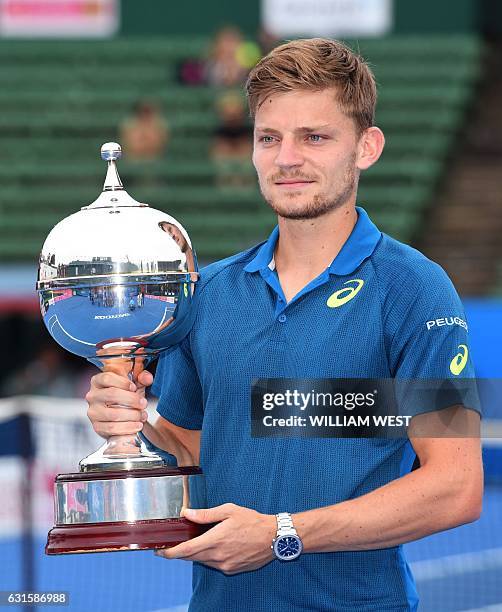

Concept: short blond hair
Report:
left=246, top=38, right=377, bottom=136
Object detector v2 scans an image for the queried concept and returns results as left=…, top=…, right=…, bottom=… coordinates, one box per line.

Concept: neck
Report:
left=274, top=203, right=358, bottom=275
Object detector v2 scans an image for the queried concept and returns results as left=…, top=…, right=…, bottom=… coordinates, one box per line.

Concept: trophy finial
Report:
left=101, top=142, right=123, bottom=191
left=101, top=142, right=122, bottom=161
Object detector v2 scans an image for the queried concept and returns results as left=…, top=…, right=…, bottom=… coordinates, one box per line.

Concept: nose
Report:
left=275, top=136, right=304, bottom=170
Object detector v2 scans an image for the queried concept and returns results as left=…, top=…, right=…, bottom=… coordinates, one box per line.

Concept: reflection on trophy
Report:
left=36, top=143, right=205, bottom=554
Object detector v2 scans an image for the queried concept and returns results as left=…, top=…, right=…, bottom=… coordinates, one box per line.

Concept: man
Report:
left=86, top=38, right=482, bottom=611
left=159, top=220, right=197, bottom=279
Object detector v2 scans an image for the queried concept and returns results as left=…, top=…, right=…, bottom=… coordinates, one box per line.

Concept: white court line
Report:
left=410, top=547, right=502, bottom=581
left=149, top=606, right=189, bottom=612
left=459, top=605, right=502, bottom=612
left=49, top=313, right=94, bottom=346
left=157, top=305, right=169, bottom=328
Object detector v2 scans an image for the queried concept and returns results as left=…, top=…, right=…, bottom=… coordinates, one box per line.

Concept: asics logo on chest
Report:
left=327, top=279, right=364, bottom=308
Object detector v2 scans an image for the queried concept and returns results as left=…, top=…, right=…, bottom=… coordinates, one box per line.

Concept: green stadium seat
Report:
left=0, top=35, right=483, bottom=261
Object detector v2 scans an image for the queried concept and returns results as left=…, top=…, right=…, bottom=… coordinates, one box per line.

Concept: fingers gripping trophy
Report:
left=36, top=143, right=205, bottom=554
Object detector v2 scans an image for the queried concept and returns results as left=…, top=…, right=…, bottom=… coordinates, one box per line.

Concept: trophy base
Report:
left=47, top=466, right=207, bottom=555
left=46, top=517, right=207, bottom=555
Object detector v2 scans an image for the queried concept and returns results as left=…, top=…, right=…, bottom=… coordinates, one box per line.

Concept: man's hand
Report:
left=85, top=369, right=153, bottom=439
left=156, top=503, right=277, bottom=575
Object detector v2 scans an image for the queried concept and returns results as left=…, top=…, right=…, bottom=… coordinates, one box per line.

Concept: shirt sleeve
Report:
left=151, top=335, right=204, bottom=430
left=385, top=262, right=481, bottom=418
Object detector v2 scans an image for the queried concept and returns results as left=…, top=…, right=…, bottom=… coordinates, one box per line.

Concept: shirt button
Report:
left=278, top=314, right=287, bottom=323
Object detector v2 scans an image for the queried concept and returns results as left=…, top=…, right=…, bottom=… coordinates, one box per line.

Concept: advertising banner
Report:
left=262, top=0, right=392, bottom=37
left=0, top=0, right=118, bottom=38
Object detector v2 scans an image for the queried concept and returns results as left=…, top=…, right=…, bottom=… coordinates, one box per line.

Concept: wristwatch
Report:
left=271, top=512, right=303, bottom=561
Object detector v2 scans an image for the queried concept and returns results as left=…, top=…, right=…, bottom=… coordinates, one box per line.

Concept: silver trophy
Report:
left=36, top=143, right=205, bottom=554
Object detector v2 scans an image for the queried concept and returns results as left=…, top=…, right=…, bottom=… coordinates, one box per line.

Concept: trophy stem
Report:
left=80, top=350, right=165, bottom=473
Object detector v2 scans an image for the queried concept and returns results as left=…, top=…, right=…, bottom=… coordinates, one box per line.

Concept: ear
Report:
left=356, top=127, right=385, bottom=171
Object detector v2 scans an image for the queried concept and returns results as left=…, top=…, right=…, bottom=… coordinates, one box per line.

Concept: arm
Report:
left=294, top=407, right=483, bottom=553
left=158, top=406, right=482, bottom=574
left=143, top=415, right=200, bottom=466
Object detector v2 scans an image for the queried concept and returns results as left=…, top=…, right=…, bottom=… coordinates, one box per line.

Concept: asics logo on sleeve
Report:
left=450, top=345, right=469, bottom=375
left=327, top=279, right=364, bottom=308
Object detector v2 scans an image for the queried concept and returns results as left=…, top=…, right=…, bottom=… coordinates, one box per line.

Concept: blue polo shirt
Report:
left=152, top=207, right=475, bottom=612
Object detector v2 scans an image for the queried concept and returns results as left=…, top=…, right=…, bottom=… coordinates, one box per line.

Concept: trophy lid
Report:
left=36, top=143, right=198, bottom=290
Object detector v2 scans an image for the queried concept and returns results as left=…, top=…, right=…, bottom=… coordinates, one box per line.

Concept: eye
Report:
left=307, top=134, right=323, bottom=143
left=259, top=135, right=276, bottom=144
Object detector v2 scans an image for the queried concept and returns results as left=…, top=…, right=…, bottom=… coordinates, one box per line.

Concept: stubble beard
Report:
left=261, top=156, right=359, bottom=221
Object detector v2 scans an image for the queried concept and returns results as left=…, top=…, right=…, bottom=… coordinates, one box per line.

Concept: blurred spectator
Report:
left=205, top=26, right=260, bottom=87
left=119, top=100, right=168, bottom=161
left=177, top=26, right=261, bottom=87
left=212, top=92, right=253, bottom=160
left=177, top=57, right=206, bottom=86
left=205, top=26, right=246, bottom=87
left=211, top=92, right=254, bottom=189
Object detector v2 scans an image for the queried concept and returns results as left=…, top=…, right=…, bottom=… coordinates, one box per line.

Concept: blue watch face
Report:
left=276, top=536, right=301, bottom=559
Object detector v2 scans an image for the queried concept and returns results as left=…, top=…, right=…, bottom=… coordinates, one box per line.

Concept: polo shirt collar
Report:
left=243, top=206, right=381, bottom=275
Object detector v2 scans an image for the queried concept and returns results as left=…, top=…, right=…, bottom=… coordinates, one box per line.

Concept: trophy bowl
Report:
left=36, top=143, right=206, bottom=554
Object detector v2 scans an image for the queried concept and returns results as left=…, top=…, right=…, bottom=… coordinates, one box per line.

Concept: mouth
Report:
left=274, top=180, right=315, bottom=188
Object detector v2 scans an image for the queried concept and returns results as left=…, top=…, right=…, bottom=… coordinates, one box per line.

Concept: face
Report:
left=160, top=222, right=187, bottom=251
left=253, top=89, right=368, bottom=220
